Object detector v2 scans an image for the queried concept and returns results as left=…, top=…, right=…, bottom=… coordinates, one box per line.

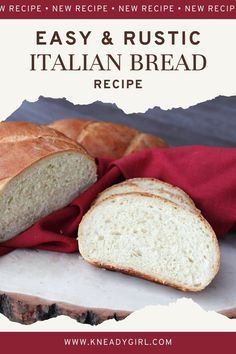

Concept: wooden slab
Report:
left=0, top=233, right=236, bottom=324
left=0, top=292, right=129, bottom=325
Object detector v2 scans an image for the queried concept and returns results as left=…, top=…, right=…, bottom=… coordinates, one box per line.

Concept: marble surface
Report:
left=0, top=233, right=235, bottom=313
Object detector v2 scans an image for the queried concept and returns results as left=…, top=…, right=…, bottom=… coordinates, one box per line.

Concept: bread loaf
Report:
left=95, top=178, right=196, bottom=211
left=78, top=184, right=220, bottom=291
left=124, top=133, right=167, bottom=155
left=48, top=118, right=168, bottom=159
left=0, top=121, right=97, bottom=242
left=48, top=118, right=92, bottom=141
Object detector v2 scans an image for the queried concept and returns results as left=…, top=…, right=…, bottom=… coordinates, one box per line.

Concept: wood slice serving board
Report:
left=0, top=233, right=236, bottom=324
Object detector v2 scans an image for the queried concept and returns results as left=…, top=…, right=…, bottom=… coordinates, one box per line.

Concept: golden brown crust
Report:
left=84, top=258, right=201, bottom=292
left=0, top=121, right=79, bottom=145
left=128, top=178, right=195, bottom=206
left=78, top=192, right=220, bottom=292
left=77, top=122, right=137, bottom=159
left=49, top=118, right=168, bottom=158
left=125, top=133, right=168, bottom=155
left=0, top=121, right=95, bottom=182
left=95, top=183, right=197, bottom=211
left=95, top=178, right=197, bottom=209
left=48, top=118, right=93, bottom=141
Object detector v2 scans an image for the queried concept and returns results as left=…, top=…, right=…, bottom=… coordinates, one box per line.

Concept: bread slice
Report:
left=95, top=178, right=196, bottom=211
left=78, top=193, right=220, bottom=291
left=0, top=122, right=97, bottom=242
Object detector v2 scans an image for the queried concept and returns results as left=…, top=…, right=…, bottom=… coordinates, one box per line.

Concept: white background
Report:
left=0, top=20, right=236, bottom=120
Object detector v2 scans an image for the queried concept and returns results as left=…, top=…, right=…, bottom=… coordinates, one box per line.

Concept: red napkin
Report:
left=0, top=146, right=235, bottom=256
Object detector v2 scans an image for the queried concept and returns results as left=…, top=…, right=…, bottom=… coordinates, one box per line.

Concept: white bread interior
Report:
left=78, top=192, right=220, bottom=292
left=0, top=151, right=96, bottom=242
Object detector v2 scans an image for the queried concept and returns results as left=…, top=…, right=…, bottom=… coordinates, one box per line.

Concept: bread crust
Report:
left=48, top=118, right=93, bottom=141
left=124, top=133, right=168, bottom=155
left=78, top=192, right=220, bottom=292
left=83, top=258, right=208, bottom=292
left=95, top=178, right=197, bottom=209
left=127, top=178, right=196, bottom=207
left=77, top=121, right=137, bottom=159
left=48, top=118, right=168, bottom=158
left=0, top=121, right=96, bottom=183
left=0, top=121, right=79, bottom=145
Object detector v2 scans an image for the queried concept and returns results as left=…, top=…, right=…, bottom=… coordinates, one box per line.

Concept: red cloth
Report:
left=0, top=146, right=236, bottom=256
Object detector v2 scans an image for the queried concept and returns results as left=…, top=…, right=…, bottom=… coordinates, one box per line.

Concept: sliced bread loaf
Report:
left=78, top=193, right=220, bottom=291
left=0, top=122, right=97, bottom=242
left=95, top=178, right=196, bottom=211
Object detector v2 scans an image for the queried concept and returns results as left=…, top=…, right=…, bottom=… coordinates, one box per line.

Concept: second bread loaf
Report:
left=48, top=118, right=168, bottom=159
